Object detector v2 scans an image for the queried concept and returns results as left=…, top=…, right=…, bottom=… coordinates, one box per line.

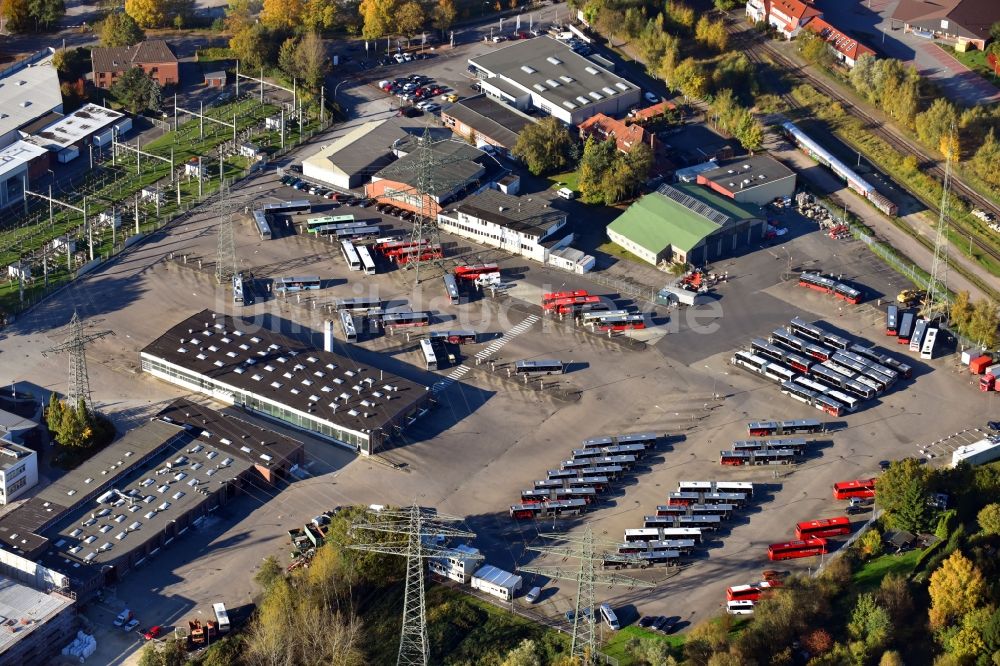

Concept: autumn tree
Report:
left=302, top=0, right=337, bottom=30
left=972, top=129, right=1000, bottom=187
left=253, top=555, right=284, bottom=591
left=511, top=116, right=575, bottom=176
left=100, top=10, right=144, bottom=46
left=395, top=0, right=424, bottom=35
left=802, top=629, right=833, bottom=655
left=0, top=0, right=31, bottom=31
left=664, top=0, right=694, bottom=31
left=47, top=396, right=99, bottom=448
left=695, top=16, right=728, bottom=52
left=950, top=290, right=973, bottom=329
left=111, top=66, right=162, bottom=113
left=578, top=136, right=617, bottom=204
left=799, top=30, right=833, bottom=68
left=431, top=0, right=455, bottom=33
left=915, top=98, right=959, bottom=154
left=224, top=0, right=258, bottom=31
left=879, top=651, right=904, bottom=666
left=230, top=23, right=273, bottom=71
left=978, top=503, right=1000, bottom=534
left=279, top=31, right=329, bottom=91
left=359, top=0, right=394, bottom=38
left=125, top=0, right=165, bottom=27
left=673, top=57, right=707, bottom=100
left=876, top=457, right=933, bottom=533
left=714, top=0, right=739, bottom=8
left=500, top=639, right=541, bottom=666
left=877, top=573, right=914, bottom=626
left=261, top=0, right=303, bottom=30
left=967, top=299, right=1000, bottom=347
left=929, top=550, right=986, bottom=629
left=857, top=527, right=883, bottom=560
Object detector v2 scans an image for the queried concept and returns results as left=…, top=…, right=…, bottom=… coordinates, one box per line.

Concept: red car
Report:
left=431, top=87, right=444, bottom=95
left=144, top=626, right=162, bottom=640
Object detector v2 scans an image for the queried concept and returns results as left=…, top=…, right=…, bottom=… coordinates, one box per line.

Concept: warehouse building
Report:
left=695, top=155, right=796, bottom=206
left=607, top=183, right=766, bottom=267
left=468, top=37, right=642, bottom=126
left=26, top=104, right=132, bottom=164
left=0, top=576, right=76, bottom=666
left=440, top=94, right=535, bottom=157
left=140, top=310, right=432, bottom=455
left=0, top=49, right=63, bottom=150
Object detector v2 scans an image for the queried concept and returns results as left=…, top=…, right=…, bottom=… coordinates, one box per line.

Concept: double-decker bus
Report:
left=770, top=328, right=807, bottom=352
left=357, top=245, right=377, bottom=275
left=233, top=274, right=245, bottom=305
left=909, top=320, right=928, bottom=353
left=624, top=527, right=704, bottom=544
left=789, top=317, right=826, bottom=344
left=383, top=312, right=432, bottom=330
left=543, top=289, right=588, bottom=304
left=251, top=210, right=272, bottom=240
left=920, top=326, right=938, bottom=359
left=767, top=538, right=828, bottom=561
left=618, top=539, right=696, bottom=555
left=340, top=240, right=362, bottom=271
left=885, top=304, right=899, bottom=336
left=454, top=264, right=500, bottom=280
left=515, top=360, right=565, bottom=375
left=509, top=498, right=587, bottom=520
left=429, top=330, right=477, bottom=345
left=419, top=338, right=438, bottom=370
left=306, top=213, right=356, bottom=232
left=275, top=276, right=322, bottom=294
left=747, top=420, right=823, bottom=436
left=616, top=432, right=659, bottom=448
left=849, top=344, right=913, bottom=379
left=443, top=274, right=460, bottom=305
left=795, top=516, right=851, bottom=540
left=339, top=309, right=357, bottom=342
left=832, top=478, right=876, bottom=500
left=335, top=297, right=384, bottom=311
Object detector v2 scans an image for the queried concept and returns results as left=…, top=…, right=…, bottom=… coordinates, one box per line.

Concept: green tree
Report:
left=978, top=503, right=1000, bottom=535
left=511, top=116, right=575, bottom=176
left=431, top=0, right=455, bottom=33
left=951, top=290, right=973, bottom=329
left=991, top=20, right=1000, bottom=42
left=0, top=0, right=31, bottom=31
left=278, top=36, right=300, bottom=78
left=733, top=109, right=764, bottom=152
left=857, top=527, right=883, bottom=560
left=137, top=642, right=161, bottom=666
left=929, top=550, right=986, bottom=629
left=714, top=0, right=739, bottom=9
left=46, top=392, right=65, bottom=435
left=395, top=0, right=424, bottom=35
left=578, top=136, right=617, bottom=204
left=627, top=636, right=677, bottom=665
left=230, top=23, right=271, bottom=71
left=848, top=593, right=891, bottom=650
left=799, top=30, right=833, bottom=68
left=26, top=0, right=63, bottom=29
left=673, top=57, right=707, bottom=100
left=943, top=607, right=992, bottom=661
left=359, top=0, right=395, bottom=38
left=110, top=67, right=161, bottom=113
left=879, top=651, right=904, bottom=666
left=877, top=458, right=933, bottom=533
left=501, top=639, right=541, bottom=666
left=967, top=299, right=1000, bottom=348
left=254, top=555, right=284, bottom=590
left=915, top=98, right=959, bottom=153
left=100, top=10, right=144, bottom=46
left=849, top=53, right=879, bottom=103
left=125, top=0, right=165, bottom=27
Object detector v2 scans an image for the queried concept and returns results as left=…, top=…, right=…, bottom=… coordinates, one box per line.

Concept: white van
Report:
left=599, top=603, right=620, bottom=630
left=556, top=187, right=575, bottom=200
left=726, top=600, right=755, bottom=615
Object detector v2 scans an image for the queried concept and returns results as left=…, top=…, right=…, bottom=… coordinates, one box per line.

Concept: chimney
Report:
left=323, top=320, right=334, bottom=352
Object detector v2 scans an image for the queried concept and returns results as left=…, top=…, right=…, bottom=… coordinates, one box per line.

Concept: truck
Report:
left=213, top=603, right=230, bottom=633
left=970, top=355, right=993, bottom=374
left=655, top=284, right=707, bottom=307
left=113, top=609, right=133, bottom=626
left=981, top=374, right=996, bottom=392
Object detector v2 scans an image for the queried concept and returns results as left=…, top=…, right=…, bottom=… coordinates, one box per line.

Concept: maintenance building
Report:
left=440, top=94, right=535, bottom=157
left=695, top=155, right=796, bottom=206
left=26, top=104, right=132, bottom=163
left=606, top=183, right=766, bottom=267
left=140, top=310, right=432, bottom=455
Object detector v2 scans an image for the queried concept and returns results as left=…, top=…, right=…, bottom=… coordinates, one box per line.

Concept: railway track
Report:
left=738, top=30, right=1000, bottom=269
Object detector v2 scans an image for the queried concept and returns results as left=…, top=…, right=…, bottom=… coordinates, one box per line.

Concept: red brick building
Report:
left=91, top=40, right=179, bottom=89
left=578, top=113, right=655, bottom=154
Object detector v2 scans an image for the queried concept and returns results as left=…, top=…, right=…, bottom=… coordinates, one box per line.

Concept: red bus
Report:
left=767, top=538, right=828, bottom=561
left=396, top=248, right=443, bottom=265
left=543, top=289, right=588, bottom=304
left=542, top=295, right=600, bottom=312
left=726, top=580, right=782, bottom=602
left=832, top=478, right=876, bottom=500
left=454, top=264, right=499, bottom=280
left=795, top=516, right=851, bottom=540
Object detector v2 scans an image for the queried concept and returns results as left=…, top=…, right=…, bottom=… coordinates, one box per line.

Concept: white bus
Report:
left=232, top=274, right=245, bottom=305
left=357, top=244, right=376, bottom=275
left=420, top=338, right=438, bottom=370
left=443, top=274, right=460, bottom=305
left=213, top=602, right=230, bottom=632
left=339, top=309, right=357, bottom=342
left=340, top=240, right=362, bottom=271
left=909, top=319, right=928, bottom=353
left=920, top=326, right=938, bottom=359
left=514, top=360, right=565, bottom=375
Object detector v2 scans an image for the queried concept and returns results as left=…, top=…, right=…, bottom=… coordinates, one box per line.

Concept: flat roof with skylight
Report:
left=26, top=104, right=125, bottom=150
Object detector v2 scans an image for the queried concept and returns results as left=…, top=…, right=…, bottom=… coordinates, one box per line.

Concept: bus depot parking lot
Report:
left=1, top=129, right=993, bottom=655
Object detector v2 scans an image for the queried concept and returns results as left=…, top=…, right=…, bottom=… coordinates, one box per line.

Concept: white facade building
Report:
left=428, top=544, right=481, bottom=583
left=0, top=440, right=38, bottom=505
left=471, top=564, right=523, bottom=601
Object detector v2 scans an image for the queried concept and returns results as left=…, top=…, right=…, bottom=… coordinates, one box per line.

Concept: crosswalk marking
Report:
left=432, top=315, right=538, bottom=393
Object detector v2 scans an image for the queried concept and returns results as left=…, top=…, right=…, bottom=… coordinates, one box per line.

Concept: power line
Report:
left=41, top=310, right=115, bottom=410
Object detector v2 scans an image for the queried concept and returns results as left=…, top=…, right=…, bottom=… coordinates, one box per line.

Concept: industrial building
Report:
left=695, top=155, right=796, bottom=206
left=367, top=138, right=505, bottom=217
left=0, top=400, right=305, bottom=599
left=606, top=183, right=766, bottom=267
left=0, top=576, right=76, bottom=666
left=437, top=189, right=571, bottom=264
left=440, top=94, right=535, bottom=157
left=468, top=37, right=642, bottom=126
left=302, top=117, right=450, bottom=190
left=0, top=141, right=49, bottom=211
left=140, top=310, right=432, bottom=455
left=0, top=49, right=63, bottom=150
left=0, top=440, right=38, bottom=506
left=25, top=104, right=132, bottom=164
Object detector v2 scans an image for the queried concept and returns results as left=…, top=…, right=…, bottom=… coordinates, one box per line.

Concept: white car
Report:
left=423, top=104, right=440, bottom=113
left=644, top=92, right=660, bottom=105
left=403, top=53, right=413, bottom=62
left=123, top=619, right=140, bottom=632
left=393, top=53, right=405, bottom=63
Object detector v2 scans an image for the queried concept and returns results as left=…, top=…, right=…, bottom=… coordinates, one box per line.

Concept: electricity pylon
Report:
left=215, top=184, right=238, bottom=284
left=41, top=310, right=115, bottom=410
left=348, top=505, right=482, bottom=666
left=922, top=131, right=955, bottom=321
left=520, top=529, right=655, bottom=665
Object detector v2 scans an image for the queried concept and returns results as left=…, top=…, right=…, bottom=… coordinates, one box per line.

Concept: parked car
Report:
left=525, top=586, right=542, bottom=603
left=638, top=616, right=657, bottom=629
left=144, top=626, right=162, bottom=641
left=123, top=618, right=140, bottom=632
left=987, top=421, right=1000, bottom=431
left=651, top=616, right=669, bottom=631
left=657, top=616, right=679, bottom=634
left=644, top=92, right=660, bottom=104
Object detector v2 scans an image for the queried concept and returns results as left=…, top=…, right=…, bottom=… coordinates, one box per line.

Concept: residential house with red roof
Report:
left=805, top=18, right=876, bottom=68
left=91, top=40, right=178, bottom=89
left=578, top=113, right=654, bottom=154
left=746, top=0, right=822, bottom=40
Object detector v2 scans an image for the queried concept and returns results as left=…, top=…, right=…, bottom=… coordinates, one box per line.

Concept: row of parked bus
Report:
left=885, top=304, right=939, bottom=359
left=331, top=297, right=434, bottom=341
left=611, top=481, right=756, bottom=570
left=509, top=432, right=661, bottom=520
left=719, top=437, right=812, bottom=466
left=797, top=272, right=863, bottom=305
left=541, top=289, right=610, bottom=317
left=247, top=199, right=312, bottom=241
left=732, top=317, right=912, bottom=416
left=767, top=515, right=853, bottom=562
